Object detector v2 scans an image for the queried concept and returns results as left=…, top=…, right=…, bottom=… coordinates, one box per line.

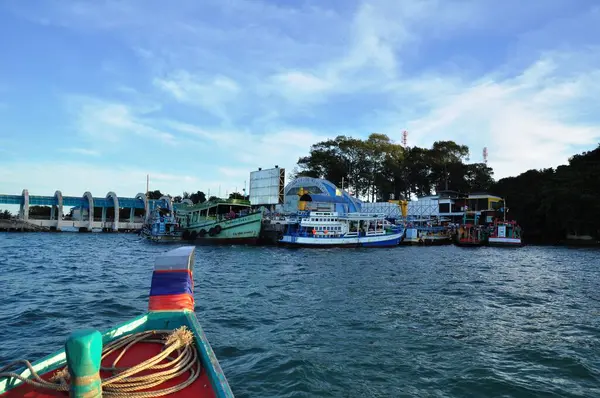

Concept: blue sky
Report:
left=0, top=0, right=599, bottom=199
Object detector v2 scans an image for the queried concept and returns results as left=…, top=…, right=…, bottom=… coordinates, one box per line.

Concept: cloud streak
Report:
left=1, top=0, right=599, bottom=198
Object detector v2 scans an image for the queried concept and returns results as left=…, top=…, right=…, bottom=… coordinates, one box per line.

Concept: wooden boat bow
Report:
left=0, top=246, right=234, bottom=398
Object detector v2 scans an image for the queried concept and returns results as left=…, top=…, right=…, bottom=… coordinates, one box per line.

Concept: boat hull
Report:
left=488, top=237, right=522, bottom=247
left=279, top=232, right=403, bottom=248
left=141, top=229, right=183, bottom=243
left=183, top=212, right=262, bottom=244
left=455, top=239, right=483, bottom=247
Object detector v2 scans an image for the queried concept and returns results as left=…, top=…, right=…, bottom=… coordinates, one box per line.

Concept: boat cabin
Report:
left=288, top=211, right=389, bottom=238
left=176, top=199, right=253, bottom=226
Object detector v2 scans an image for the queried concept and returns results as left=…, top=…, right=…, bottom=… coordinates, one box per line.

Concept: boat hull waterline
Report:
left=280, top=232, right=403, bottom=248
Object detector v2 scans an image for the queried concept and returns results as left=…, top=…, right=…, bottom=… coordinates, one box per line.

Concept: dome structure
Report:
left=283, top=177, right=362, bottom=213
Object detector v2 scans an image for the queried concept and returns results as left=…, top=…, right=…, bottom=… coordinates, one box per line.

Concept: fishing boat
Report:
left=404, top=226, right=452, bottom=245
left=488, top=219, right=522, bottom=247
left=454, top=211, right=487, bottom=247
left=176, top=198, right=263, bottom=245
left=0, top=246, right=233, bottom=398
left=141, top=207, right=183, bottom=242
left=280, top=211, right=404, bottom=247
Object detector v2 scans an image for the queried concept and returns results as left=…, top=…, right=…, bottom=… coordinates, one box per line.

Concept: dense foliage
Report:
left=294, top=133, right=494, bottom=201
left=492, top=145, right=600, bottom=243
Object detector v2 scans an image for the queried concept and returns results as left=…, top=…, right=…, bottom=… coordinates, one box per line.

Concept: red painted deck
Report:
left=1, top=342, right=215, bottom=398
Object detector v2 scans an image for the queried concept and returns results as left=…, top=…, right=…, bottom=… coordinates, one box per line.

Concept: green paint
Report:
left=179, top=208, right=263, bottom=240
left=65, top=329, right=102, bottom=398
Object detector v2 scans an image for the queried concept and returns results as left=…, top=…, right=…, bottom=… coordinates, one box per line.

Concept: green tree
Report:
left=190, top=191, right=207, bottom=204
left=147, top=190, right=163, bottom=200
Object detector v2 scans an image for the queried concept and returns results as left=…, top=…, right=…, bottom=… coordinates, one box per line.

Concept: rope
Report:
left=0, top=326, right=201, bottom=397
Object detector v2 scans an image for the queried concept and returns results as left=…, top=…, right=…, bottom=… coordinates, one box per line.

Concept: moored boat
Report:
left=280, top=211, right=403, bottom=247
left=488, top=220, right=523, bottom=247
left=454, top=212, right=487, bottom=247
left=141, top=207, right=183, bottom=242
left=402, top=223, right=451, bottom=246
left=0, top=246, right=234, bottom=398
left=176, top=198, right=263, bottom=245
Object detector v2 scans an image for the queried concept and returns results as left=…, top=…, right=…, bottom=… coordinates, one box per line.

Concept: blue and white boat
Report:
left=141, top=207, right=183, bottom=242
left=280, top=211, right=404, bottom=247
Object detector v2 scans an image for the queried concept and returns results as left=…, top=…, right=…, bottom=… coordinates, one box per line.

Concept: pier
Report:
left=0, top=190, right=174, bottom=232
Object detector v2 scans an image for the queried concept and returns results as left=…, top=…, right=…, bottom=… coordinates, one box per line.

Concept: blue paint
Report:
left=361, top=237, right=401, bottom=247
left=150, top=272, right=193, bottom=296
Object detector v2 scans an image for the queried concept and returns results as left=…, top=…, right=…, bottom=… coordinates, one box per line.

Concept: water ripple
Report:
left=0, top=234, right=599, bottom=397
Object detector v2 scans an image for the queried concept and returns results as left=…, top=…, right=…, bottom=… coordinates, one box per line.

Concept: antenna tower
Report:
left=402, top=130, right=408, bottom=148
left=483, top=147, right=488, bottom=165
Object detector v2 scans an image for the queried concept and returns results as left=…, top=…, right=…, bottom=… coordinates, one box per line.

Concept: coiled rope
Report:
left=0, top=326, right=201, bottom=397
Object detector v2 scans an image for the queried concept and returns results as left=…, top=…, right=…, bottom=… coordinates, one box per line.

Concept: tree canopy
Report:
left=492, top=144, right=600, bottom=243
left=295, top=134, right=493, bottom=201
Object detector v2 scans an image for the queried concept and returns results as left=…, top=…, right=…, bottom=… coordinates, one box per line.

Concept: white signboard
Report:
left=249, top=167, right=285, bottom=205
left=498, top=225, right=506, bottom=238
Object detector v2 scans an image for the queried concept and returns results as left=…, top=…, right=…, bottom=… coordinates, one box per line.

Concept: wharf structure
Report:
left=361, top=191, right=503, bottom=223
left=0, top=190, right=174, bottom=232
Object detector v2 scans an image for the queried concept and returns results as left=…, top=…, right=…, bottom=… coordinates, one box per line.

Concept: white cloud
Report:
left=167, top=122, right=330, bottom=172
left=153, top=71, right=240, bottom=120
left=4, top=0, right=600, bottom=189
left=392, top=52, right=600, bottom=178
left=61, top=148, right=101, bottom=156
left=66, top=96, right=177, bottom=145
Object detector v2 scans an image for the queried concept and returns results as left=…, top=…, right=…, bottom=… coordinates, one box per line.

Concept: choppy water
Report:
left=0, top=233, right=599, bottom=397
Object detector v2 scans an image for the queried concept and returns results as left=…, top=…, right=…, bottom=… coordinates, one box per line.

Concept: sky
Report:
left=0, top=0, right=599, bottom=199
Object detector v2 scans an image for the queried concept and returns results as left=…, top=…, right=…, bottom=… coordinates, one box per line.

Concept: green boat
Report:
left=0, top=246, right=233, bottom=398
left=176, top=198, right=263, bottom=245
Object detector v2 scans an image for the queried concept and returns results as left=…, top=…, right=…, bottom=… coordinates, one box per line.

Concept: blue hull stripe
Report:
left=150, top=272, right=193, bottom=296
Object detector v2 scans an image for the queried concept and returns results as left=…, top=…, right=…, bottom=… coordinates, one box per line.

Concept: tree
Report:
left=208, top=196, right=219, bottom=202
left=173, top=196, right=182, bottom=203
left=492, top=143, right=600, bottom=243
left=189, top=191, right=206, bottom=204
left=29, top=206, right=51, bottom=218
left=1, top=210, right=11, bottom=219
left=229, top=192, right=245, bottom=200
left=147, top=190, right=163, bottom=200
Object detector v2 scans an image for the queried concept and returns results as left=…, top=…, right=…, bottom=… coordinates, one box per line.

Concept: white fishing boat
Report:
left=488, top=220, right=522, bottom=247
left=279, top=211, right=403, bottom=247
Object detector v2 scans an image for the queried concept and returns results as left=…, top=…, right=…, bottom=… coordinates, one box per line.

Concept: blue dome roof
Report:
left=284, top=177, right=362, bottom=212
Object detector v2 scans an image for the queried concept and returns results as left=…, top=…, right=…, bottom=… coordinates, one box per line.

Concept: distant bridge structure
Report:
left=0, top=190, right=174, bottom=232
